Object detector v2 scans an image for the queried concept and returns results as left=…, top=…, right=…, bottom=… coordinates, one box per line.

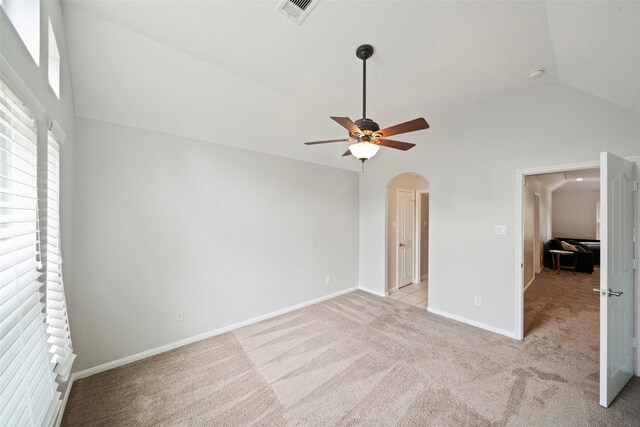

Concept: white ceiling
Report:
left=531, top=168, right=600, bottom=192
left=61, top=1, right=640, bottom=169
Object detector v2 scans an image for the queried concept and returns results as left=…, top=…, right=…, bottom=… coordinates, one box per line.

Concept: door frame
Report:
left=396, top=188, right=415, bottom=289
left=414, top=190, right=429, bottom=284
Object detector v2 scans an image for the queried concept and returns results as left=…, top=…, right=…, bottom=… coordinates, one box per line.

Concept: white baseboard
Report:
left=358, top=286, right=387, bottom=297
left=523, top=276, right=535, bottom=293
left=427, top=307, right=519, bottom=340
left=60, top=286, right=358, bottom=418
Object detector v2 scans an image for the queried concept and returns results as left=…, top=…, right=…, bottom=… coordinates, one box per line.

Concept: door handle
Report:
left=399, top=243, right=405, bottom=247
left=592, top=288, right=624, bottom=297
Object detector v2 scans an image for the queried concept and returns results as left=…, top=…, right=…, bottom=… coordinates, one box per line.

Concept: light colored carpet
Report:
left=63, top=271, right=640, bottom=426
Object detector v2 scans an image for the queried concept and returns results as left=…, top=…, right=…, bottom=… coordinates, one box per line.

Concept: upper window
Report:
left=48, top=19, right=60, bottom=98
left=0, top=0, right=40, bottom=65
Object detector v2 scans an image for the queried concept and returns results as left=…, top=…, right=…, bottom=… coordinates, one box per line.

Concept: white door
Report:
left=397, top=189, right=415, bottom=288
left=598, top=152, right=636, bottom=407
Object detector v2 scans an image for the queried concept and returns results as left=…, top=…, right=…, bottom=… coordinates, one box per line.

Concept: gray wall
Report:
left=552, top=188, right=599, bottom=239
left=71, top=117, right=360, bottom=371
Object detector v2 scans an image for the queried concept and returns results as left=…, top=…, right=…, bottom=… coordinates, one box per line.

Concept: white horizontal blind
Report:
left=45, top=130, right=75, bottom=382
left=0, top=80, right=59, bottom=426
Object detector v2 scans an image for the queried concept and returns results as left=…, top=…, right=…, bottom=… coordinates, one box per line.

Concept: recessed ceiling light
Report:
left=576, top=178, right=584, bottom=181
left=527, top=68, right=545, bottom=79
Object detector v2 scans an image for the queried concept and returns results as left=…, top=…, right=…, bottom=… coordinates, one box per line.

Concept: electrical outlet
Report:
left=474, top=296, right=481, bottom=306
left=176, top=310, right=184, bottom=322
left=326, top=275, right=331, bottom=284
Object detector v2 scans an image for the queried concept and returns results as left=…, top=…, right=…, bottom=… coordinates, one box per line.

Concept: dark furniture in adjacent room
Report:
left=545, top=238, right=597, bottom=274
left=555, top=237, right=600, bottom=265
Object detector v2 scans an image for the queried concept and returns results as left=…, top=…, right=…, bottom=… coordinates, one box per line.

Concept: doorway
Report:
left=516, top=154, right=638, bottom=408
left=522, top=167, right=601, bottom=328
left=385, top=173, right=429, bottom=308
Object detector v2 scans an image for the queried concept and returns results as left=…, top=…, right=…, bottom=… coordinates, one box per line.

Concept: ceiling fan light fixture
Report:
left=349, top=142, right=380, bottom=161
left=302, top=44, right=429, bottom=170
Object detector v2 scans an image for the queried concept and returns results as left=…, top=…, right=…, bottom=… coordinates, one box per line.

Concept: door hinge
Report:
left=634, top=259, right=639, bottom=270
left=634, top=338, right=638, bottom=349
left=634, top=181, right=639, bottom=192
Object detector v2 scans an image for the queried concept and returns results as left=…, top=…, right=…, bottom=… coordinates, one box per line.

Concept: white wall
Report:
left=358, top=82, right=640, bottom=338
left=523, top=177, right=552, bottom=287
left=552, top=187, right=599, bottom=239
left=71, top=117, right=359, bottom=372
left=385, top=174, right=429, bottom=290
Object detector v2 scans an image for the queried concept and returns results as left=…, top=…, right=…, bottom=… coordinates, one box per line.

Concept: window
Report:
left=45, top=126, right=75, bottom=381
left=48, top=19, right=61, bottom=99
left=0, top=80, right=59, bottom=425
left=0, top=0, right=40, bottom=65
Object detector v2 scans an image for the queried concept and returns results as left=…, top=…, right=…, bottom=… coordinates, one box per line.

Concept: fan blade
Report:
left=378, top=118, right=429, bottom=137
left=304, top=138, right=350, bottom=145
left=376, top=139, right=416, bottom=151
left=342, top=149, right=352, bottom=157
left=330, top=117, right=362, bottom=135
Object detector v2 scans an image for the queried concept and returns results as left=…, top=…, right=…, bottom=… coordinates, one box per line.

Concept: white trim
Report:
left=54, top=380, right=74, bottom=427
left=70, top=286, right=358, bottom=381
left=524, top=275, right=536, bottom=293
left=48, top=120, right=67, bottom=143
left=515, top=159, right=600, bottom=341
left=0, top=56, right=46, bottom=120
left=359, top=286, right=387, bottom=297
left=427, top=307, right=519, bottom=340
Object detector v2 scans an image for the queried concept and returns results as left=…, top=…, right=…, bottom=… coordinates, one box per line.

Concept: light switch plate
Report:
left=494, top=225, right=508, bottom=235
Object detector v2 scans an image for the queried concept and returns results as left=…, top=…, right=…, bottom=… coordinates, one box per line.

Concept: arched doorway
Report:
left=385, top=173, right=429, bottom=308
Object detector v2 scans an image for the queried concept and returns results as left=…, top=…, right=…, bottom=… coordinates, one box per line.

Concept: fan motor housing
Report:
left=355, top=118, right=380, bottom=135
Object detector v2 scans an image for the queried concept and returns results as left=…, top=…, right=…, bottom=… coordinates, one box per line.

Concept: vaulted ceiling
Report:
left=61, top=1, right=640, bottom=169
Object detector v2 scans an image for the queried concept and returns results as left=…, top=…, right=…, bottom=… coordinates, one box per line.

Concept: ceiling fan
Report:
left=304, top=44, right=429, bottom=169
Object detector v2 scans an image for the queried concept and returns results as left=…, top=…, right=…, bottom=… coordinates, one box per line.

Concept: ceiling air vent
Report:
left=277, top=0, right=318, bottom=24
